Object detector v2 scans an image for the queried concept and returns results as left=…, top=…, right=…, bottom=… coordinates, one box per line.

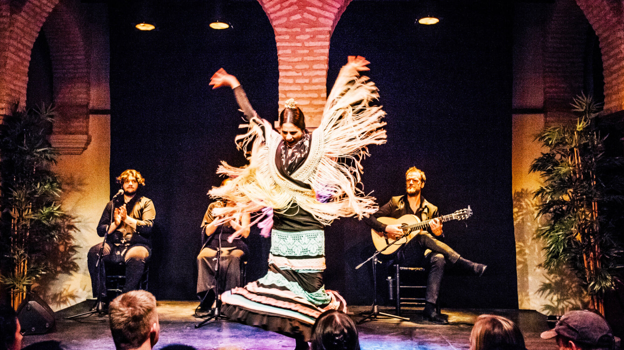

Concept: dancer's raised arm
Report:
left=209, top=68, right=240, bottom=89
left=344, top=55, right=370, bottom=74
left=210, top=68, right=257, bottom=121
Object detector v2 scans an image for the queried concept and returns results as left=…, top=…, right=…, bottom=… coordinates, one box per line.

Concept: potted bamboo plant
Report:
left=0, top=104, right=79, bottom=308
left=530, top=94, right=624, bottom=315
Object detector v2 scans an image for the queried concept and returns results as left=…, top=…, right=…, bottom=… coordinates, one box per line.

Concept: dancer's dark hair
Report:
left=279, top=99, right=306, bottom=131
left=310, top=310, right=360, bottom=350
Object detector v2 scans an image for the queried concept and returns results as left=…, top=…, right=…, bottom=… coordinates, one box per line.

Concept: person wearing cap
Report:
left=541, top=310, right=619, bottom=350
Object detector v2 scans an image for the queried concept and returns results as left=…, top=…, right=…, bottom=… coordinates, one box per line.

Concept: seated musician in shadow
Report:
left=195, top=178, right=250, bottom=317
left=364, top=166, right=486, bottom=324
left=87, top=169, right=156, bottom=309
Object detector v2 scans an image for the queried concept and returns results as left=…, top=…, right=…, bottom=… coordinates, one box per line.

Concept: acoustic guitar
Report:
left=371, top=207, right=472, bottom=255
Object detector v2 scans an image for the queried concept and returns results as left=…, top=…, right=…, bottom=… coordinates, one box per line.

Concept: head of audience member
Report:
left=541, top=310, right=616, bottom=350
left=109, top=291, right=159, bottom=350
left=470, top=314, right=526, bottom=350
left=310, top=310, right=360, bottom=350
left=0, top=304, right=22, bottom=350
left=278, top=99, right=306, bottom=147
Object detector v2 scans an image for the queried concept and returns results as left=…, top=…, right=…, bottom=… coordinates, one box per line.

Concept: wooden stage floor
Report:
left=22, top=301, right=557, bottom=350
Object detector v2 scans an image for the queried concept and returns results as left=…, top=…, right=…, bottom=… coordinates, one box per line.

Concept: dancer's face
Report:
left=280, top=123, right=304, bottom=147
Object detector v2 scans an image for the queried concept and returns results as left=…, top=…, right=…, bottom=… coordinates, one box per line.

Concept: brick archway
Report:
left=258, top=0, right=352, bottom=127
left=0, top=0, right=60, bottom=115
left=543, top=0, right=592, bottom=125
left=575, top=0, right=624, bottom=115
left=0, top=0, right=91, bottom=153
left=43, top=0, right=91, bottom=154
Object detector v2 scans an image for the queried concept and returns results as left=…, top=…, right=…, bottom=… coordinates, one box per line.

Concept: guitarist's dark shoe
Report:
left=424, top=310, right=449, bottom=325
left=423, top=302, right=449, bottom=325
left=90, top=299, right=108, bottom=314
left=456, top=257, right=487, bottom=277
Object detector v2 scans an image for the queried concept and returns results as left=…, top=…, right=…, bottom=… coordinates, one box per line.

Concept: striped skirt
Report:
left=221, top=229, right=346, bottom=341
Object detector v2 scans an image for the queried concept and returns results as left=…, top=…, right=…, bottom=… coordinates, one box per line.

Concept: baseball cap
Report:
left=541, top=310, right=615, bottom=349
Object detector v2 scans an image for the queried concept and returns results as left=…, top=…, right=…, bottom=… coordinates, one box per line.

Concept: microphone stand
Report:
left=67, top=191, right=121, bottom=319
left=357, top=233, right=410, bottom=324
left=195, top=224, right=228, bottom=328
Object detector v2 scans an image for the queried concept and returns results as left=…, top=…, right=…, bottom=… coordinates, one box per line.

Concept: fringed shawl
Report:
left=210, top=65, right=387, bottom=228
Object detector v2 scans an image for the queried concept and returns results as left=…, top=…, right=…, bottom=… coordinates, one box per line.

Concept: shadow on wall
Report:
left=32, top=175, right=84, bottom=309
left=513, top=188, right=586, bottom=315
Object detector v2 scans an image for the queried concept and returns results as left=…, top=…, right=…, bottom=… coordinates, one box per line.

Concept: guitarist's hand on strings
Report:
left=383, top=218, right=442, bottom=239
left=384, top=225, right=404, bottom=240
left=430, top=218, right=443, bottom=236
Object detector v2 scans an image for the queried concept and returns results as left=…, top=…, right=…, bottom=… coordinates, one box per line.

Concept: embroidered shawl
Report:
left=210, top=65, right=387, bottom=228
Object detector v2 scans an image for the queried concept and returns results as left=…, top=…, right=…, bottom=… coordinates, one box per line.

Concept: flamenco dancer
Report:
left=208, top=56, right=386, bottom=349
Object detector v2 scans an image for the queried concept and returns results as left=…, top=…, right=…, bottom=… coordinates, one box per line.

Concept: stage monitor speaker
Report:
left=17, top=292, right=55, bottom=335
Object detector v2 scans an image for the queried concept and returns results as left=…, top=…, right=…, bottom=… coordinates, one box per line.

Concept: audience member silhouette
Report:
left=109, top=290, right=160, bottom=350
left=541, top=309, right=619, bottom=350
left=469, top=314, right=526, bottom=350
left=310, top=310, right=360, bottom=350
left=0, top=305, right=22, bottom=350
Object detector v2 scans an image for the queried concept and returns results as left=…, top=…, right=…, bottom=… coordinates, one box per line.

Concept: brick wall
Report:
left=44, top=2, right=90, bottom=138
left=258, top=0, right=351, bottom=127
left=0, top=0, right=59, bottom=116
left=575, top=0, right=624, bottom=115
left=543, top=0, right=589, bottom=125
left=0, top=0, right=91, bottom=154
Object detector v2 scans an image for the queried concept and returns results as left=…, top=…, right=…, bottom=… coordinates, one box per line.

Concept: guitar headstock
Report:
left=453, top=206, right=473, bottom=221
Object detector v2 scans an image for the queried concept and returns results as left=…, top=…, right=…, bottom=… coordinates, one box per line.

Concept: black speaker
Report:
left=16, top=293, right=55, bottom=335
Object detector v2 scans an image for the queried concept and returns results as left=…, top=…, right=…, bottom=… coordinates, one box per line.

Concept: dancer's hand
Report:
left=210, top=68, right=240, bottom=89
left=345, top=56, right=370, bottom=74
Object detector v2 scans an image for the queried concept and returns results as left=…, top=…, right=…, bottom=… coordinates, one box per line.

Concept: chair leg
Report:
left=139, top=266, right=149, bottom=290
left=395, top=264, right=401, bottom=316
left=240, top=261, right=247, bottom=286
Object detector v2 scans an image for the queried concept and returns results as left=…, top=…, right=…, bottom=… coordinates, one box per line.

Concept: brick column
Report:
left=44, top=2, right=91, bottom=154
left=575, top=0, right=624, bottom=115
left=257, top=0, right=352, bottom=127
left=0, top=0, right=59, bottom=116
left=543, top=0, right=589, bottom=125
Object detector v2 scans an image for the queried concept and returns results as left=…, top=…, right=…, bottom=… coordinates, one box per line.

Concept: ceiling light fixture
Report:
left=135, top=22, right=156, bottom=31
left=210, top=0, right=232, bottom=30
left=417, top=16, right=440, bottom=25
left=416, top=0, right=440, bottom=26
left=209, top=20, right=231, bottom=30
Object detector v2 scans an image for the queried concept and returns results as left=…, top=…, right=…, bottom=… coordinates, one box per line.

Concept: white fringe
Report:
left=209, top=65, right=386, bottom=229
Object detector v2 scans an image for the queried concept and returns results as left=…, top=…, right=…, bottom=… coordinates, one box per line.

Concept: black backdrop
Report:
left=109, top=0, right=516, bottom=308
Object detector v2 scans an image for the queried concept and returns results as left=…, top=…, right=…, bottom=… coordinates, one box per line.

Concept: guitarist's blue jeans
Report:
left=396, top=232, right=461, bottom=305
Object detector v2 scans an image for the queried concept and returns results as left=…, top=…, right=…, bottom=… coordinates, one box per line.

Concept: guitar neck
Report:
left=407, top=213, right=456, bottom=231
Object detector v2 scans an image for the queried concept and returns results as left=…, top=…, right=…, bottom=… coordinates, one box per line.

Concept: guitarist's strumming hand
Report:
left=430, top=218, right=443, bottom=236
left=384, top=218, right=442, bottom=239
left=384, top=225, right=404, bottom=240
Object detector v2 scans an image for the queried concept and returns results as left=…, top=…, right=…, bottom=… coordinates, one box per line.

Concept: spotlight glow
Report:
left=135, top=22, right=156, bottom=31
left=210, top=21, right=230, bottom=30
left=418, top=16, right=440, bottom=25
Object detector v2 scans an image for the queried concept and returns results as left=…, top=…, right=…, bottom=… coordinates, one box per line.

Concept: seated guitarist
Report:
left=364, top=166, right=486, bottom=324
